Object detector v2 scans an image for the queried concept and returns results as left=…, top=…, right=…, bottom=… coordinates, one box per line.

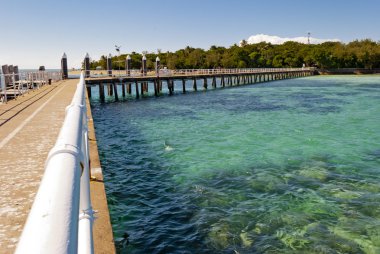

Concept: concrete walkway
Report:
left=0, top=79, right=115, bottom=254
left=0, top=80, right=77, bottom=253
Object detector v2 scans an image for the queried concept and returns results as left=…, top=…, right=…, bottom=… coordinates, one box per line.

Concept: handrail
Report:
left=0, top=71, right=62, bottom=103
left=85, top=67, right=314, bottom=78
left=15, top=72, right=94, bottom=254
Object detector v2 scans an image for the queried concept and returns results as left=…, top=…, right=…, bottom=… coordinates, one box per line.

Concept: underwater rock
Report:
left=330, top=188, right=362, bottom=200
left=298, top=166, right=329, bottom=181
left=254, top=223, right=271, bottom=234
left=239, top=230, right=254, bottom=247
left=249, top=174, right=287, bottom=194
left=207, top=222, right=231, bottom=249
left=276, top=228, right=310, bottom=250
left=330, top=218, right=380, bottom=254
left=366, top=225, right=380, bottom=249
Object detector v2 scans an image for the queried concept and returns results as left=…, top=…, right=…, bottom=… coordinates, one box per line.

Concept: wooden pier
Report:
left=84, top=68, right=315, bottom=102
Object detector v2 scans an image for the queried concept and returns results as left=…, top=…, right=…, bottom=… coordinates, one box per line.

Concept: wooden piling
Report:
left=135, top=81, right=140, bottom=99
left=212, top=77, right=216, bottom=88
left=122, top=83, right=126, bottom=97
left=107, top=84, right=113, bottom=96
left=168, top=80, right=174, bottom=95
left=193, top=78, right=197, bottom=91
left=203, top=78, right=208, bottom=90
left=87, top=86, right=92, bottom=98
left=113, top=83, right=119, bottom=101
left=140, top=82, right=144, bottom=96
left=154, top=79, right=158, bottom=96
left=182, top=79, right=186, bottom=93
left=99, top=83, right=105, bottom=102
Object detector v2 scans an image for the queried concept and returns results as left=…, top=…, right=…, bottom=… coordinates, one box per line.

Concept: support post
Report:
left=193, top=78, right=197, bottom=91
left=168, top=80, right=174, bottom=95
left=142, top=55, right=147, bottom=76
left=107, top=84, right=113, bottom=96
left=154, top=79, right=158, bottom=96
left=135, top=81, right=140, bottom=98
left=122, top=83, right=126, bottom=97
left=99, top=83, right=105, bottom=102
left=84, top=53, right=90, bottom=78
left=107, top=54, right=112, bottom=77
left=182, top=79, right=186, bottom=93
left=61, top=53, right=68, bottom=79
left=113, top=83, right=119, bottom=101
left=87, top=86, right=92, bottom=98
left=212, top=77, right=216, bottom=88
left=155, top=56, right=160, bottom=76
left=203, top=78, right=208, bottom=90
left=125, top=55, right=131, bottom=76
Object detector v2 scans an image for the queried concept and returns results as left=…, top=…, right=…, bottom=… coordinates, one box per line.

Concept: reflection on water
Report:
left=91, top=75, right=380, bottom=254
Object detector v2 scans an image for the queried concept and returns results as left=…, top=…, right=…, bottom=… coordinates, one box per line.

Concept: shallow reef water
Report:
left=91, top=75, right=380, bottom=254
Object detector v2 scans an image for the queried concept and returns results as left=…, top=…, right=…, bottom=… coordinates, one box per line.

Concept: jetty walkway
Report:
left=0, top=79, right=114, bottom=253
left=85, top=68, right=314, bottom=102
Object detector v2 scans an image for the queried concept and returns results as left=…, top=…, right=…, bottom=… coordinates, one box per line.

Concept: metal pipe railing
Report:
left=0, top=71, right=62, bottom=103
left=86, top=67, right=314, bottom=78
left=15, top=73, right=94, bottom=254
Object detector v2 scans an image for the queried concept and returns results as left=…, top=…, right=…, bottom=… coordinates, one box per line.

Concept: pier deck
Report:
left=0, top=79, right=114, bottom=253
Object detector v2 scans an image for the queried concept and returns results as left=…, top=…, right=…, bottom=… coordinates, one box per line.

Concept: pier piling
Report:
left=113, top=83, right=119, bottom=101
left=182, top=79, right=186, bottom=93
left=99, top=83, right=105, bottom=102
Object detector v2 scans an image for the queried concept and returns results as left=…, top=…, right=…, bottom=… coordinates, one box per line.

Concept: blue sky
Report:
left=1, top=0, right=379, bottom=69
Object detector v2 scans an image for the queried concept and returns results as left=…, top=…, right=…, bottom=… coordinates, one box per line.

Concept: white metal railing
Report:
left=15, top=72, right=94, bottom=254
left=0, top=71, right=62, bottom=103
left=86, top=67, right=314, bottom=78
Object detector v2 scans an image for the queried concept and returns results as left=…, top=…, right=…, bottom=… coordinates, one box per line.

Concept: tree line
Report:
left=89, top=39, right=380, bottom=70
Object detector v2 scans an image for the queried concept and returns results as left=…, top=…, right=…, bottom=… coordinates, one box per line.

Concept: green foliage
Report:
left=89, top=40, right=380, bottom=69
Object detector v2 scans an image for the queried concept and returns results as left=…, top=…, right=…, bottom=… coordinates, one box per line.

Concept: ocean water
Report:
left=90, top=75, right=380, bottom=254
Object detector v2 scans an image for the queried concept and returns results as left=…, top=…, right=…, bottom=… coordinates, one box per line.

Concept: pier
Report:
left=0, top=55, right=314, bottom=253
left=85, top=68, right=315, bottom=102
left=0, top=77, right=114, bottom=254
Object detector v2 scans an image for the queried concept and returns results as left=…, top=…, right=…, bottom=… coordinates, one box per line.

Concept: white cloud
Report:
left=241, top=34, right=340, bottom=45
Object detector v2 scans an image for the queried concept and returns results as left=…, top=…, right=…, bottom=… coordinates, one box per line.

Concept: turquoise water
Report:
left=90, top=76, right=380, bottom=254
